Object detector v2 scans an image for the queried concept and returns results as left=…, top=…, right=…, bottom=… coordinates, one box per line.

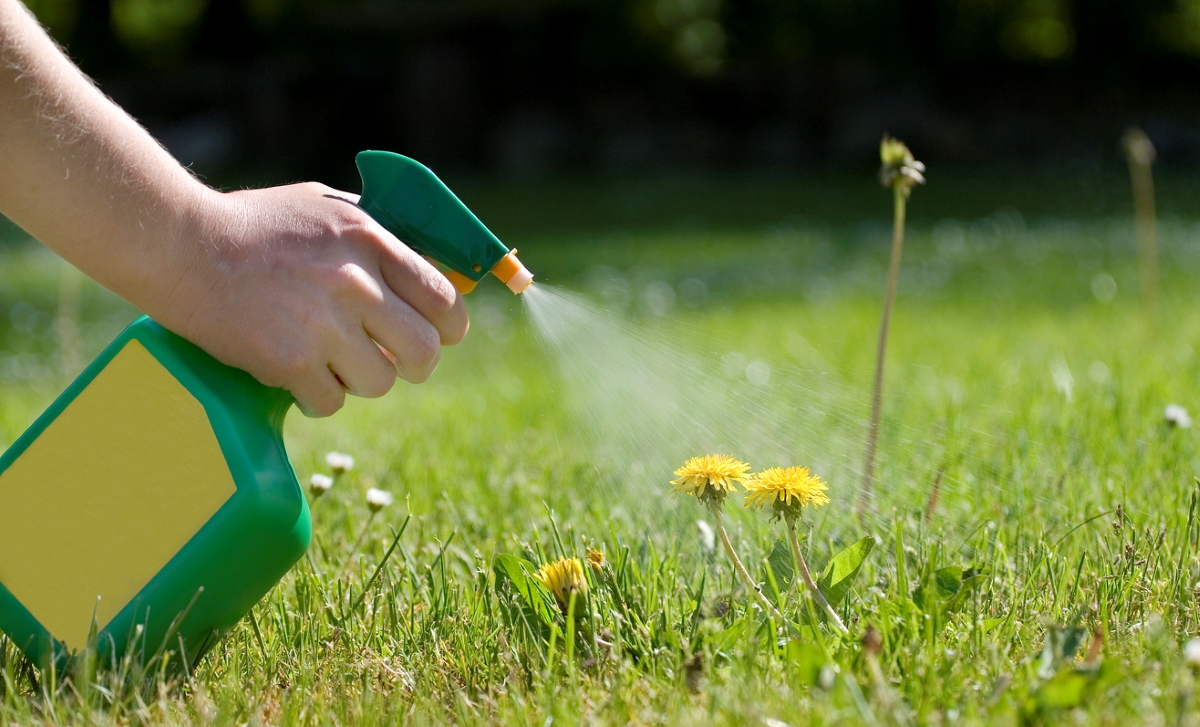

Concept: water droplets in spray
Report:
left=520, top=283, right=862, bottom=521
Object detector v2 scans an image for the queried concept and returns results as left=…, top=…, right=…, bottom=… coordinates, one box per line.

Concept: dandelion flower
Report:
left=308, top=473, right=333, bottom=498
left=365, top=488, right=393, bottom=512
left=671, top=454, right=750, bottom=508
left=585, top=548, right=605, bottom=573
left=676, top=459, right=788, bottom=627
left=1166, top=404, right=1192, bottom=429
left=326, top=451, right=355, bottom=474
left=534, top=557, right=588, bottom=609
left=752, top=465, right=846, bottom=633
left=744, top=466, right=830, bottom=521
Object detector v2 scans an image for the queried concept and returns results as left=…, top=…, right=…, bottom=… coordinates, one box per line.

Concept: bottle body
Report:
left=0, top=316, right=310, bottom=668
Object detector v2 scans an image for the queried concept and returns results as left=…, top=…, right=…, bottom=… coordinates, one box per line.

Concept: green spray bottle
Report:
left=0, top=151, right=531, bottom=670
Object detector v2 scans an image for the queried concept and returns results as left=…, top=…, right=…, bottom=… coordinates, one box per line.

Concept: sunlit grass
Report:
left=1, top=211, right=1200, bottom=723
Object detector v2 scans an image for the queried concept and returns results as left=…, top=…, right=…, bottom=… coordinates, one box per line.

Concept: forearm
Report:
left=0, top=0, right=211, bottom=314
left=0, top=0, right=468, bottom=417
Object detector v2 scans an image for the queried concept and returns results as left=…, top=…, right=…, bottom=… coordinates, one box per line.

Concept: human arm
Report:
left=0, top=0, right=467, bottom=416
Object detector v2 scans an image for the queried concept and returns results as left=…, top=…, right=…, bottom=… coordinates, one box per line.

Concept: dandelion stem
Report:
left=859, top=183, right=906, bottom=521
left=712, top=508, right=787, bottom=624
left=1123, top=128, right=1159, bottom=324
left=786, top=519, right=848, bottom=634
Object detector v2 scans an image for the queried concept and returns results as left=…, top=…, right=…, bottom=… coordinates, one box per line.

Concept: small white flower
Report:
left=308, top=473, right=333, bottom=498
left=366, top=488, right=394, bottom=513
left=696, top=520, right=715, bottom=553
left=1166, top=404, right=1193, bottom=429
left=1185, top=637, right=1200, bottom=667
left=326, top=451, right=356, bottom=473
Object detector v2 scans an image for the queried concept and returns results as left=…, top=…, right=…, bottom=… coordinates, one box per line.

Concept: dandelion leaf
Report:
left=817, top=536, right=876, bottom=607
left=493, top=554, right=556, bottom=628
left=713, top=617, right=752, bottom=654
left=945, top=567, right=986, bottom=613
left=913, top=566, right=984, bottom=616
left=1033, top=671, right=1088, bottom=710
left=785, top=640, right=825, bottom=686
left=1037, top=625, right=1089, bottom=679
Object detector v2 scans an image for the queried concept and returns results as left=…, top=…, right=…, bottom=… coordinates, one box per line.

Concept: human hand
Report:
left=160, top=182, right=469, bottom=417
left=0, top=0, right=466, bottom=415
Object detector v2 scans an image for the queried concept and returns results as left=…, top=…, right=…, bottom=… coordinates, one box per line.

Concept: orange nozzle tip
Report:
left=491, top=250, right=534, bottom=295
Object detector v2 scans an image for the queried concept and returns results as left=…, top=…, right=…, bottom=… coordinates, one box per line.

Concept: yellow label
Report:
left=0, top=340, right=236, bottom=652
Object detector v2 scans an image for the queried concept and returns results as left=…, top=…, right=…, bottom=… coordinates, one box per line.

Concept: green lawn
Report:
left=3, top=181, right=1200, bottom=724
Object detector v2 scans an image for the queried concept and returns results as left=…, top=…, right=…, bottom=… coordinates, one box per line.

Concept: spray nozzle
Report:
left=492, top=250, right=534, bottom=294
left=355, top=150, right=533, bottom=295
left=440, top=250, right=533, bottom=295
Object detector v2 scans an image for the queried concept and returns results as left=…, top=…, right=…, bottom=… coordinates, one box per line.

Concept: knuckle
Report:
left=404, top=361, right=435, bottom=384
left=300, top=180, right=332, bottom=196
left=401, top=328, right=441, bottom=383
left=316, top=387, right=345, bottom=417
left=415, top=324, right=441, bottom=366
left=417, top=349, right=442, bottom=383
left=326, top=264, right=385, bottom=305
left=427, top=270, right=458, bottom=311
left=295, top=385, right=342, bottom=418
left=316, top=262, right=358, bottom=297
left=417, top=270, right=467, bottom=344
left=362, top=368, right=397, bottom=398
left=314, top=263, right=346, bottom=294
left=336, top=204, right=370, bottom=231
left=272, top=344, right=311, bottom=384
left=354, top=272, right=387, bottom=306
left=442, top=307, right=469, bottom=346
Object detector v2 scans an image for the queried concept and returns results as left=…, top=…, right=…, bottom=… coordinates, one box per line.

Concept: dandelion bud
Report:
left=585, top=548, right=605, bottom=573
left=880, top=136, right=911, bottom=167
left=308, top=473, right=333, bottom=498
left=1165, top=404, right=1192, bottom=429
left=879, top=135, right=925, bottom=196
left=1122, top=128, right=1156, bottom=167
left=365, top=487, right=394, bottom=512
left=326, top=451, right=355, bottom=474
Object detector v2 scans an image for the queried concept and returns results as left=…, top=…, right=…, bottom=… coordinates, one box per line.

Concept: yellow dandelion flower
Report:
left=744, top=466, right=829, bottom=520
left=585, top=547, right=605, bottom=573
left=534, top=557, right=588, bottom=608
left=671, top=454, right=750, bottom=508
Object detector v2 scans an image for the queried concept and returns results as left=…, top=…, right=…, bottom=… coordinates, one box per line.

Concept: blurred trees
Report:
left=15, top=0, right=1200, bottom=177
left=24, top=0, right=1200, bottom=71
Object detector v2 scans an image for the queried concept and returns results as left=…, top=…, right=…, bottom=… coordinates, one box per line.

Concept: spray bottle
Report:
left=0, top=151, right=531, bottom=669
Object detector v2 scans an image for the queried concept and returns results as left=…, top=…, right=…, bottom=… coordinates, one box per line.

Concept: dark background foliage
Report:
left=19, top=0, right=1200, bottom=185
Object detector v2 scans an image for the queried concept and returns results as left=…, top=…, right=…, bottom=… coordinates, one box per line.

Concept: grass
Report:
left=2, top=181, right=1200, bottom=724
